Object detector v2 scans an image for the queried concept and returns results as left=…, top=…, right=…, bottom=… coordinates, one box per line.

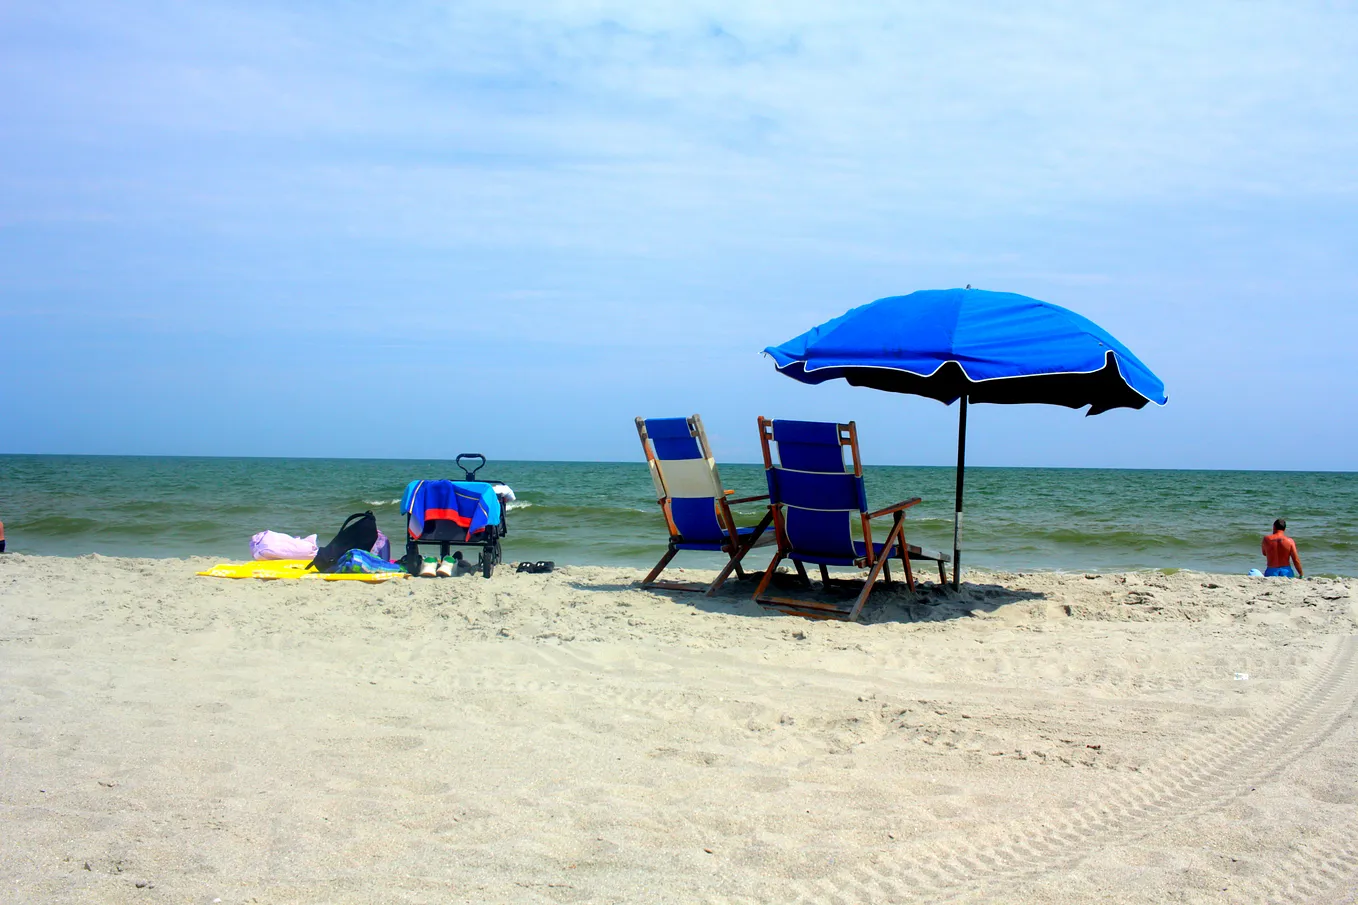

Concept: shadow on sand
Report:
left=566, top=571, right=1047, bottom=624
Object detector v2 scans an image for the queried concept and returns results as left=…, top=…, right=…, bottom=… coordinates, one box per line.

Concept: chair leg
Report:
left=794, top=560, right=811, bottom=586
left=752, top=549, right=786, bottom=603
left=938, top=559, right=947, bottom=584
left=818, top=564, right=830, bottom=585
left=706, top=549, right=745, bottom=597
left=882, top=557, right=892, bottom=586
left=848, top=541, right=896, bottom=623
left=641, top=547, right=678, bottom=587
left=892, top=513, right=916, bottom=593
left=707, top=509, right=775, bottom=597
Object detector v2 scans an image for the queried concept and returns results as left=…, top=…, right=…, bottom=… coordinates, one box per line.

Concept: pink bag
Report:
left=251, top=530, right=319, bottom=561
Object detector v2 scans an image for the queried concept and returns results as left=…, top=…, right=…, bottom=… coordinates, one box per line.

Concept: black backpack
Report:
left=309, top=511, right=379, bottom=573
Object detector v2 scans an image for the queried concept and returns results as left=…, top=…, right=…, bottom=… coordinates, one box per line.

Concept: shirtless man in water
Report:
left=1261, top=518, right=1303, bottom=578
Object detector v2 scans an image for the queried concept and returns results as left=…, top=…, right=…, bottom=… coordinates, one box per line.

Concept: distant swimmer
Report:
left=0, top=517, right=5, bottom=553
left=1261, top=518, right=1303, bottom=578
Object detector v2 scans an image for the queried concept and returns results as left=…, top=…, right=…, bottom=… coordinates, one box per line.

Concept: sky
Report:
left=1, top=0, right=1355, bottom=469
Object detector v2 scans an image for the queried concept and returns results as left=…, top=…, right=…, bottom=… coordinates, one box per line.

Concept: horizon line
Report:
left=0, top=451, right=1354, bottom=476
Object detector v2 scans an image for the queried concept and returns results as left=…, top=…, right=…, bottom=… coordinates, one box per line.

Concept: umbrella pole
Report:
left=952, top=395, right=967, bottom=591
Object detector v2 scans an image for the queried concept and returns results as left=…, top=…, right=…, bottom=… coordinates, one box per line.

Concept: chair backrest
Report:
left=758, top=418, right=869, bottom=560
left=636, top=415, right=728, bottom=542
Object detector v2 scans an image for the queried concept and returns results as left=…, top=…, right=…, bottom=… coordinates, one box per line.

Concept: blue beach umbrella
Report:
left=764, top=288, right=1168, bottom=589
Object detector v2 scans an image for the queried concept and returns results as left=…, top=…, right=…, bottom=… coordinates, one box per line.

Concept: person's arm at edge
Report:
left=1291, top=540, right=1304, bottom=578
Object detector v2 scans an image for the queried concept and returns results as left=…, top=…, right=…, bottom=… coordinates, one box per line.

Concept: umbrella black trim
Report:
left=774, top=351, right=1160, bottom=414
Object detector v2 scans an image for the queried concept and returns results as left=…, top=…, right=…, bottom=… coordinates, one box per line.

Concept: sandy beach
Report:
left=2, top=554, right=1356, bottom=904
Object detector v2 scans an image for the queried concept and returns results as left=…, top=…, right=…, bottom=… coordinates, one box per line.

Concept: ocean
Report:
left=0, top=455, right=1354, bottom=576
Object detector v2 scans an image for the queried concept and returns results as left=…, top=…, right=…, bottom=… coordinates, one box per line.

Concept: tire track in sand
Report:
left=1255, top=811, right=1358, bottom=905
left=759, top=634, right=1358, bottom=904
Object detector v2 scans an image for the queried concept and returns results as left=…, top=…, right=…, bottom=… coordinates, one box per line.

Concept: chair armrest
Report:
left=726, top=494, right=770, bottom=505
left=867, top=498, right=922, bottom=519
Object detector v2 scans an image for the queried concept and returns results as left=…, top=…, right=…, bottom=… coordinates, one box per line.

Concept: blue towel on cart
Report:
left=401, top=480, right=501, bottom=539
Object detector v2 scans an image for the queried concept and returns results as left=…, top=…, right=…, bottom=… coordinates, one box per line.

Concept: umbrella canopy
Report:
left=765, top=288, right=1167, bottom=414
left=764, top=288, right=1167, bottom=588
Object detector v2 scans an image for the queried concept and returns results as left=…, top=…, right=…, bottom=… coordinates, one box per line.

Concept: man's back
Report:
left=1262, top=530, right=1297, bottom=569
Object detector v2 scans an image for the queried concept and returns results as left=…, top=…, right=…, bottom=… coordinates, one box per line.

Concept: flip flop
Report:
left=532, top=561, right=555, bottom=574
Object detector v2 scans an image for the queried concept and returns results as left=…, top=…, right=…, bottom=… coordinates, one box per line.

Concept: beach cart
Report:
left=400, top=454, right=511, bottom=578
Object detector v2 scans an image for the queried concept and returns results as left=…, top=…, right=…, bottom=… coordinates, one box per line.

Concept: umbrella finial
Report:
left=965, top=284, right=971, bottom=289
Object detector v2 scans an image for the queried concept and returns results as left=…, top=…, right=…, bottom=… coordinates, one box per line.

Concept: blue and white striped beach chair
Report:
left=635, top=415, right=774, bottom=596
left=752, top=418, right=949, bottom=621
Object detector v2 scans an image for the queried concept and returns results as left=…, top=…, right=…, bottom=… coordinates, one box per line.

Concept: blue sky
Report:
left=1, top=1, right=1355, bottom=469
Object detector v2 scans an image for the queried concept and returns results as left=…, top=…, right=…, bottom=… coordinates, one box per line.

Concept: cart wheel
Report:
left=481, top=549, right=494, bottom=579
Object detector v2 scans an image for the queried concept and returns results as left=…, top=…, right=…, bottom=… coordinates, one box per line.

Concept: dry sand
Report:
left=2, top=553, right=1356, bottom=904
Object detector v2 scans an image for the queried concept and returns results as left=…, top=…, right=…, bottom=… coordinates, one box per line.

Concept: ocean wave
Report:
left=4, top=456, right=1356, bottom=574
left=17, top=515, right=105, bottom=536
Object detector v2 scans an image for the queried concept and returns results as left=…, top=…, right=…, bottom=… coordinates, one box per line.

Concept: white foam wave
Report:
left=364, top=499, right=401, bottom=506
left=507, top=501, right=533, bottom=510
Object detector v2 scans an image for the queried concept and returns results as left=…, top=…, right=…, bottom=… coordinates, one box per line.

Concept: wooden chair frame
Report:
left=751, top=417, right=949, bottom=622
left=636, top=416, right=774, bottom=597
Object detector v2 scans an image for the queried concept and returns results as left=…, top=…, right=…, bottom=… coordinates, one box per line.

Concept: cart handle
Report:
left=456, top=453, right=487, bottom=480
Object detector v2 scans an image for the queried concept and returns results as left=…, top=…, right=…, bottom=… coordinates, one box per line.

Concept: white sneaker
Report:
left=419, top=556, right=438, bottom=578
left=436, top=555, right=455, bottom=578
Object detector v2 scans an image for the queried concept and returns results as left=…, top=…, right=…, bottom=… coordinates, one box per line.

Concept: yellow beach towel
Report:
left=196, top=560, right=408, bottom=583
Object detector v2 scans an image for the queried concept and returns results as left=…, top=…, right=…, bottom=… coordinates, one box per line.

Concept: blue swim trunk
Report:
left=1264, top=566, right=1295, bottom=578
